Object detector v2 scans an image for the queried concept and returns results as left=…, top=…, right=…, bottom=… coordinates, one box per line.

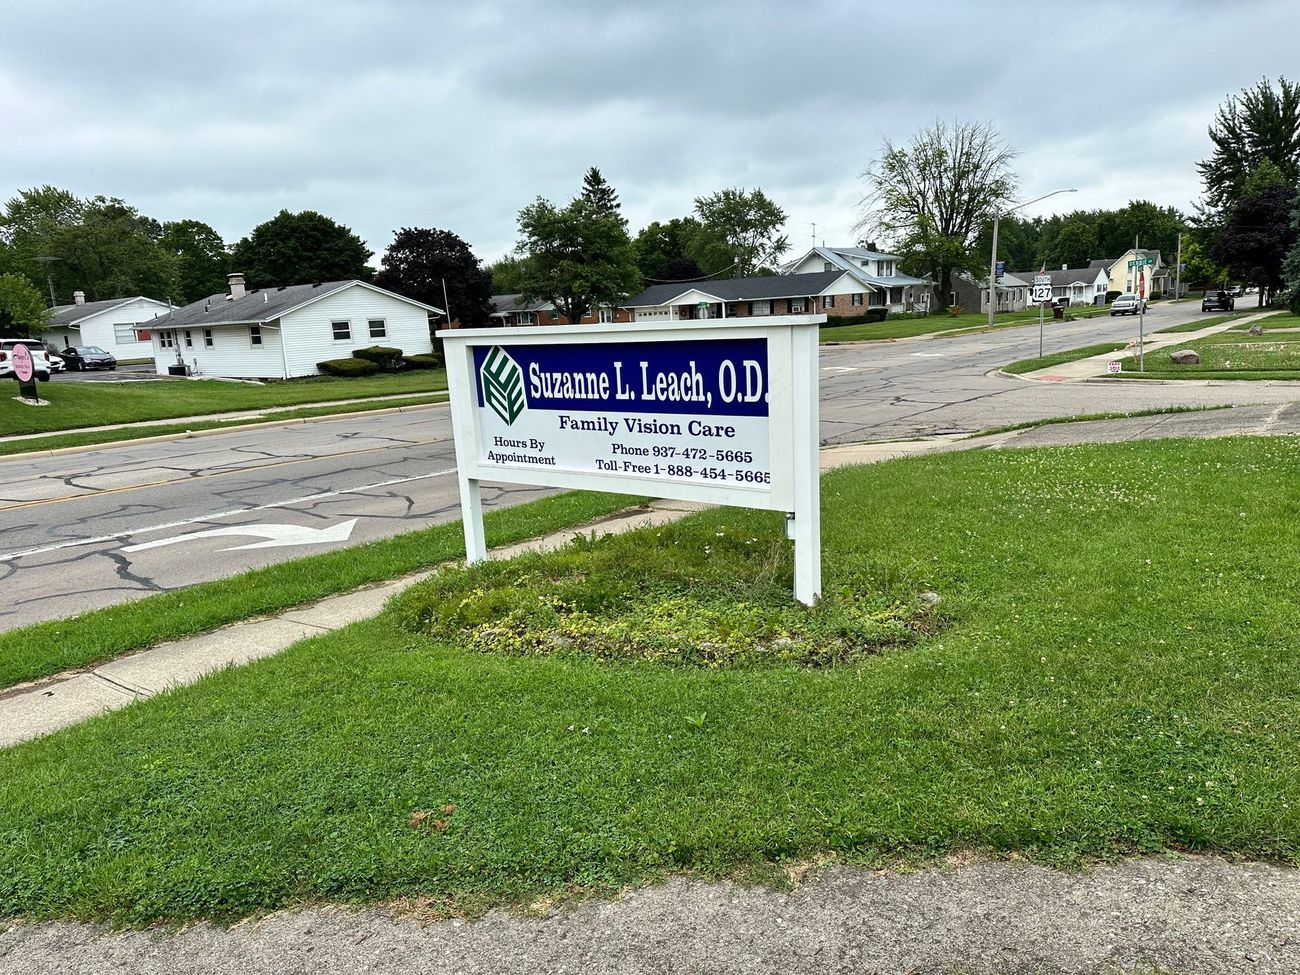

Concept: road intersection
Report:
left=2, top=299, right=1296, bottom=632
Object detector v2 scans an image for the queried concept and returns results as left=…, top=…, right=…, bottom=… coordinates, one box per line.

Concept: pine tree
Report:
left=580, top=167, right=621, bottom=222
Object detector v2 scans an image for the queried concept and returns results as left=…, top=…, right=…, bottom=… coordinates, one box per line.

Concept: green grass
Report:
left=819, top=305, right=1117, bottom=344
left=0, top=369, right=448, bottom=438
left=1002, top=342, right=1126, bottom=375
left=1154, top=312, right=1249, bottom=334
left=0, top=490, right=642, bottom=690
left=967, top=405, right=1230, bottom=438
left=0, top=393, right=448, bottom=458
left=1121, top=321, right=1300, bottom=379
left=3, top=437, right=1300, bottom=924
left=1230, top=312, right=1300, bottom=332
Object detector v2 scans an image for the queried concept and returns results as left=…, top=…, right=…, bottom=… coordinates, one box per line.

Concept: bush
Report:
left=947, top=304, right=964, bottom=317
left=317, top=357, right=380, bottom=377
left=403, top=353, right=441, bottom=370
left=353, top=345, right=404, bottom=370
left=886, top=310, right=928, bottom=320
left=819, top=308, right=890, bottom=329
left=1106, top=290, right=1122, bottom=304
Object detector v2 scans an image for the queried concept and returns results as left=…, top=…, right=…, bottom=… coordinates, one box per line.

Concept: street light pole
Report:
left=987, top=188, right=1079, bottom=330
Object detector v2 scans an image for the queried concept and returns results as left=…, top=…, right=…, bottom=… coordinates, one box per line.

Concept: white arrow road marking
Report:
left=122, top=519, right=358, bottom=554
left=911, top=352, right=944, bottom=357
left=822, top=366, right=857, bottom=373
left=0, top=468, right=457, bottom=562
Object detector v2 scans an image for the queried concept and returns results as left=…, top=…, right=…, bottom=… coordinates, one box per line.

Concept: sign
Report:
left=1127, top=257, right=1155, bottom=269
left=1107, top=361, right=1122, bottom=374
left=440, top=317, right=823, bottom=604
left=1033, top=273, right=1052, bottom=286
left=10, top=343, right=34, bottom=383
left=995, top=260, right=1005, bottom=281
left=1138, top=272, right=1146, bottom=300
left=1031, top=284, right=1053, bottom=303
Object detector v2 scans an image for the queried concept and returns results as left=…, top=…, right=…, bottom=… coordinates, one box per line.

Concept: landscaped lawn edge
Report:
left=1001, top=342, right=1127, bottom=376
left=0, top=490, right=645, bottom=690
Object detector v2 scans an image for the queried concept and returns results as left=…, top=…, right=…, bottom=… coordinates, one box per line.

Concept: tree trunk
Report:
left=938, top=267, right=953, bottom=311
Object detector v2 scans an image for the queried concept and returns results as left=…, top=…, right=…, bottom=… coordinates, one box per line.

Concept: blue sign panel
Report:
left=473, top=338, right=768, bottom=419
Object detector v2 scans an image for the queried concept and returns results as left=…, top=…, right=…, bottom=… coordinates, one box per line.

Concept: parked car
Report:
left=43, top=345, right=66, bottom=374
left=0, top=337, right=54, bottom=382
left=1109, top=294, right=1145, bottom=316
left=1202, top=289, right=1235, bottom=312
left=1228, top=284, right=1245, bottom=297
left=60, top=345, right=118, bottom=371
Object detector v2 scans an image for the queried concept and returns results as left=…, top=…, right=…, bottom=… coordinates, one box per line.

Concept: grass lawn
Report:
left=820, top=306, right=1115, bottom=344
left=0, top=393, right=448, bottom=459
left=3, top=437, right=1299, bottom=924
left=0, top=490, right=642, bottom=689
left=1154, top=312, right=1250, bottom=334
left=0, top=369, right=448, bottom=438
left=1002, top=342, right=1126, bottom=375
left=1122, top=316, right=1300, bottom=380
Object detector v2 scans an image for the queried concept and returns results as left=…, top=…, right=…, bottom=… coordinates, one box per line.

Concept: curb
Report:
left=0, top=398, right=450, bottom=463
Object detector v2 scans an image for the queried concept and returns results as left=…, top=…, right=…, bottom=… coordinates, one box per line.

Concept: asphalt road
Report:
left=2, top=299, right=1296, bottom=633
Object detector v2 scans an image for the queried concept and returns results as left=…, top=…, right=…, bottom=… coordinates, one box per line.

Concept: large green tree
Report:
left=1198, top=77, right=1300, bottom=211
left=231, top=210, right=373, bottom=289
left=0, top=272, right=52, bottom=336
left=859, top=120, right=1018, bottom=308
left=692, top=188, right=789, bottom=276
left=1283, top=197, right=1300, bottom=313
left=516, top=197, right=641, bottom=324
left=375, top=227, right=492, bottom=326
left=580, top=167, right=622, bottom=224
left=486, top=254, right=528, bottom=294
left=632, top=217, right=705, bottom=279
left=160, top=220, right=229, bottom=303
left=1207, top=161, right=1297, bottom=304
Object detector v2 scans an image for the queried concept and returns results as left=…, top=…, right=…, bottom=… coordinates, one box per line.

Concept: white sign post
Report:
left=1032, top=274, right=1053, bottom=358
left=439, top=315, right=823, bottom=605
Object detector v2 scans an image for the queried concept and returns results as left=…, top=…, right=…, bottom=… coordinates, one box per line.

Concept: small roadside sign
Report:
left=10, top=343, right=38, bottom=401
left=995, top=260, right=1005, bottom=281
left=1107, top=361, right=1122, bottom=374
left=1128, top=257, right=1155, bottom=269
left=1033, top=273, right=1052, bottom=286
left=1031, top=284, right=1053, bottom=303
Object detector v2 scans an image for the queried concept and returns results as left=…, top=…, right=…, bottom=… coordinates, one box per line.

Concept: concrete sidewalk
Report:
left=1020, top=310, right=1275, bottom=382
left=4, top=402, right=1298, bottom=749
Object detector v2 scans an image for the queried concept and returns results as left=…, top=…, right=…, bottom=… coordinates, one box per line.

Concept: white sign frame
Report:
left=438, top=315, right=823, bottom=604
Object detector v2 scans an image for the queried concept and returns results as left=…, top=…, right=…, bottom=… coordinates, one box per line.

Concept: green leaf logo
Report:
left=482, top=346, right=527, bottom=425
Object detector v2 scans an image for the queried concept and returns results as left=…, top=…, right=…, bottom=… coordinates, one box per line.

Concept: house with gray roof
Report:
left=487, top=293, right=631, bottom=327
left=143, top=274, right=443, bottom=379
left=45, top=292, right=175, bottom=360
left=622, top=270, right=866, bottom=321
left=780, top=245, right=931, bottom=312
left=1008, top=265, right=1110, bottom=306
left=949, top=271, right=1031, bottom=314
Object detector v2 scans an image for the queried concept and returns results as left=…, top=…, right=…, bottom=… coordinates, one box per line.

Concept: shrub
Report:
left=1106, top=290, right=1122, bottom=304
left=819, top=308, right=890, bottom=329
left=353, top=345, right=404, bottom=370
left=947, top=304, right=964, bottom=317
left=317, top=357, right=380, bottom=377
left=886, top=310, right=928, bottom=320
left=403, top=353, right=441, bottom=370
left=864, top=307, right=888, bottom=323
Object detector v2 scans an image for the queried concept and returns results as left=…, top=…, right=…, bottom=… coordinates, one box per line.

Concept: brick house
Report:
left=488, top=293, right=632, bottom=327
left=621, top=270, right=871, bottom=321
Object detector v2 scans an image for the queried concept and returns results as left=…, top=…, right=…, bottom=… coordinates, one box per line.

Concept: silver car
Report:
left=1109, top=294, right=1145, bottom=316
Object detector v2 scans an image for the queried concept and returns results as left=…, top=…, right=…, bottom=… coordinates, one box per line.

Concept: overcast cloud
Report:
left=2, top=0, right=1296, bottom=265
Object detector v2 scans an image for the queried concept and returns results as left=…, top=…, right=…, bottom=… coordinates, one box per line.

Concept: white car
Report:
left=0, top=337, right=54, bottom=381
left=1109, top=294, right=1146, bottom=316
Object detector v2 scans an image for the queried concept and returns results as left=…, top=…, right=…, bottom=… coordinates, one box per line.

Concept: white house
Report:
left=144, top=275, right=443, bottom=379
left=45, top=293, right=175, bottom=360
left=780, top=245, right=931, bottom=312
left=1009, top=265, right=1110, bottom=306
left=622, top=270, right=869, bottom=321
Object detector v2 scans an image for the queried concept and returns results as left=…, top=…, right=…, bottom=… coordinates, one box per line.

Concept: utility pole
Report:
left=987, top=188, right=1079, bottom=330
left=1174, top=232, right=1182, bottom=299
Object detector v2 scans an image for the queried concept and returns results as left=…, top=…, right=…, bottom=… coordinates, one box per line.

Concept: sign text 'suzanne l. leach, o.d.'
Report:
left=439, top=316, right=823, bottom=605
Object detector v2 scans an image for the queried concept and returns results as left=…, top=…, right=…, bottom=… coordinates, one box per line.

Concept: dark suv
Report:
left=1202, top=289, right=1234, bottom=312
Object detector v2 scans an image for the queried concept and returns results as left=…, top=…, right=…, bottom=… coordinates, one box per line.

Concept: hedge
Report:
left=820, top=307, right=889, bottom=328
left=317, top=357, right=380, bottom=377
left=353, top=345, right=404, bottom=370
left=403, top=354, right=441, bottom=370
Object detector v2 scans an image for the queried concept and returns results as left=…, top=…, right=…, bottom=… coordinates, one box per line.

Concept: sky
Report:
left=2, top=0, right=1297, bottom=268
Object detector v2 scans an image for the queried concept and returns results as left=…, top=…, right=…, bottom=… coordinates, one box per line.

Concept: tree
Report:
left=652, top=256, right=706, bottom=281
left=1179, top=238, right=1227, bottom=292
left=632, top=217, right=704, bottom=279
left=160, top=219, right=228, bottom=303
left=692, top=188, right=789, bottom=276
left=1207, top=162, right=1297, bottom=303
left=1094, top=200, right=1187, bottom=258
left=1198, top=77, right=1300, bottom=211
left=1283, top=197, right=1300, bottom=313
left=858, top=120, right=1018, bottom=309
left=580, top=167, right=622, bottom=223
left=516, top=197, right=641, bottom=325
left=375, top=227, right=492, bottom=326
left=231, top=210, right=373, bottom=289
left=0, top=272, right=52, bottom=336
left=1040, top=213, right=1099, bottom=268
left=486, top=254, right=528, bottom=294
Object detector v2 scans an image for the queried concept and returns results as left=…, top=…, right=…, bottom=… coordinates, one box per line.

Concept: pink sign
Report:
left=11, top=343, right=34, bottom=383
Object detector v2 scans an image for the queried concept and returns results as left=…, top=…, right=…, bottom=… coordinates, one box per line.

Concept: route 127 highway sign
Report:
left=1031, top=284, right=1053, bottom=303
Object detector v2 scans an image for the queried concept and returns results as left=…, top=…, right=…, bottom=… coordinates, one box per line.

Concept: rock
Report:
left=1249, top=324, right=1264, bottom=336
left=919, top=591, right=942, bottom=607
left=1169, top=349, right=1201, bottom=365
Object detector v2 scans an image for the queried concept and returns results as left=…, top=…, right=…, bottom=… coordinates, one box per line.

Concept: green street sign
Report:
left=1127, top=258, right=1155, bottom=268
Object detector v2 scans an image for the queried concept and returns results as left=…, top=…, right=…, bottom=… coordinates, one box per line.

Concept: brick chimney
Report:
left=228, top=272, right=246, bottom=300
left=73, top=290, right=85, bottom=305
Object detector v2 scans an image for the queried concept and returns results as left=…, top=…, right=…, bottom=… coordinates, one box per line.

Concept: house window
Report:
left=183, top=329, right=193, bottom=348
left=790, top=298, right=805, bottom=313
left=113, top=323, right=138, bottom=345
left=332, top=320, right=351, bottom=341
left=157, top=330, right=175, bottom=349
left=824, top=295, right=836, bottom=309
left=752, top=300, right=771, bottom=316
left=598, top=306, right=613, bottom=323
left=204, top=329, right=214, bottom=348
left=727, top=303, right=740, bottom=316
left=823, top=261, right=833, bottom=271
left=249, top=325, right=263, bottom=347
left=549, top=309, right=560, bottom=321
left=851, top=293, right=863, bottom=306
left=368, top=319, right=387, bottom=339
